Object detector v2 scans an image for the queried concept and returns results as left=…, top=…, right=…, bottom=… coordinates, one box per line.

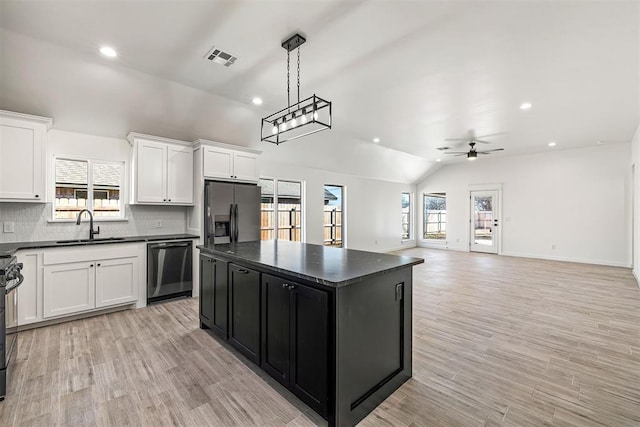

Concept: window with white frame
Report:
left=259, top=178, right=303, bottom=241
left=402, top=192, right=412, bottom=240
left=423, top=193, right=446, bottom=240
left=53, top=157, right=125, bottom=220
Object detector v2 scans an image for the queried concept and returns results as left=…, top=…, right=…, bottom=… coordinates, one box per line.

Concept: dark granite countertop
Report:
left=197, top=240, right=424, bottom=288
left=0, top=233, right=199, bottom=258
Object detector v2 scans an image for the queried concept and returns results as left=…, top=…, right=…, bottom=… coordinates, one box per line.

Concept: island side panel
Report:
left=335, top=267, right=413, bottom=426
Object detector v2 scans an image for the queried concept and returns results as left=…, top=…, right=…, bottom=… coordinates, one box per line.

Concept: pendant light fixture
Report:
left=261, top=33, right=332, bottom=145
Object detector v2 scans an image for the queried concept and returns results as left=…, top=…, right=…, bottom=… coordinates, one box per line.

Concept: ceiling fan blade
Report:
left=444, top=151, right=468, bottom=155
left=475, top=132, right=506, bottom=139
left=444, top=138, right=470, bottom=141
left=453, top=153, right=468, bottom=157
left=473, top=139, right=494, bottom=144
left=478, top=148, right=505, bottom=153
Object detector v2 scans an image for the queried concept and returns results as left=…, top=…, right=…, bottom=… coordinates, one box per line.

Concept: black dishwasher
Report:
left=147, top=241, right=193, bottom=304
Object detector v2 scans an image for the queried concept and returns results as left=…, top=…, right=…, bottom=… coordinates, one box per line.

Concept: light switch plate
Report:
left=3, top=222, right=15, bottom=233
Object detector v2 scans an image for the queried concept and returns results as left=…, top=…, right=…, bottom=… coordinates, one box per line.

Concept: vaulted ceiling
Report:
left=0, top=1, right=638, bottom=183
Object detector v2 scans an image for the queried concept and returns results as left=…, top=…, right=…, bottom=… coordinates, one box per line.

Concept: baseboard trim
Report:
left=382, top=243, right=417, bottom=253
left=500, top=251, right=629, bottom=268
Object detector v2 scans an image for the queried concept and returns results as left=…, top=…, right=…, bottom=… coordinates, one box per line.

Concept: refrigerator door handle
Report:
left=234, top=204, right=239, bottom=242
left=229, top=203, right=235, bottom=243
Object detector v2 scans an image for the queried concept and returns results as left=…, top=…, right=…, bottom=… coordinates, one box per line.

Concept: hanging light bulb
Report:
left=291, top=114, right=298, bottom=128
left=300, top=109, right=308, bottom=124
left=280, top=120, right=287, bottom=132
left=312, top=104, right=319, bottom=120
left=271, top=121, right=278, bottom=134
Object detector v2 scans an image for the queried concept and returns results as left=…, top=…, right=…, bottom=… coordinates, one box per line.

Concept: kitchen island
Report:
left=197, top=240, right=423, bottom=427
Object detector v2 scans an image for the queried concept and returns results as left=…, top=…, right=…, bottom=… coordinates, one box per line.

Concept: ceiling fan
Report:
left=442, top=141, right=504, bottom=160
left=437, top=130, right=505, bottom=160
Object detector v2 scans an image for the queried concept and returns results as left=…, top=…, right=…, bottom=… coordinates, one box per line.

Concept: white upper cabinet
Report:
left=199, top=140, right=260, bottom=183
left=128, top=132, right=193, bottom=205
left=233, top=152, right=260, bottom=182
left=203, top=147, right=233, bottom=179
left=167, top=145, right=194, bottom=204
left=0, top=110, right=52, bottom=202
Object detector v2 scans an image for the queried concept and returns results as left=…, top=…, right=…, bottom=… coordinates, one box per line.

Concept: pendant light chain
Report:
left=297, top=47, right=301, bottom=104
left=261, top=33, right=332, bottom=144
left=286, top=50, right=291, bottom=113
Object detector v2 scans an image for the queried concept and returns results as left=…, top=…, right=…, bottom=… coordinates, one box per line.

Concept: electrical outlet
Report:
left=155, top=220, right=162, bottom=228
left=551, top=244, right=557, bottom=250
left=3, top=222, right=15, bottom=233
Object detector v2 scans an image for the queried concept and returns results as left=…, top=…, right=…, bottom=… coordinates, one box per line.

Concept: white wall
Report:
left=260, top=160, right=416, bottom=252
left=0, top=129, right=188, bottom=243
left=417, top=143, right=630, bottom=267
left=631, top=124, right=640, bottom=283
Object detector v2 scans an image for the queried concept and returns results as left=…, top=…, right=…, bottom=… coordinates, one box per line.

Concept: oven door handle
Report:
left=5, top=273, right=24, bottom=294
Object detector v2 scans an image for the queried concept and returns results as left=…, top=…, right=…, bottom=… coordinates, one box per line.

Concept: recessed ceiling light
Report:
left=548, top=141, right=556, bottom=147
left=252, top=97, right=263, bottom=105
left=436, top=159, right=441, bottom=162
left=373, top=137, right=380, bottom=143
left=99, top=46, right=117, bottom=58
left=520, top=102, right=532, bottom=110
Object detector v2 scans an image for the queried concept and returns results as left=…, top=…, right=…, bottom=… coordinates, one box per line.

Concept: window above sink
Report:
left=52, top=156, right=126, bottom=222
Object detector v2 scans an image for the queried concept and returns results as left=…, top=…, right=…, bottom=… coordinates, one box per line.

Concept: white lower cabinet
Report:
left=39, top=245, right=142, bottom=320
left=95, top=257, right=138, bottom=308
left=43, top=262, right=96, bottom=318
left=16, top=251, right=41, bottom=326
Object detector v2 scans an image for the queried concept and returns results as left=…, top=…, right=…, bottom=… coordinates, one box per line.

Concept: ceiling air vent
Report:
left=204, top=46, right=237, bottom=67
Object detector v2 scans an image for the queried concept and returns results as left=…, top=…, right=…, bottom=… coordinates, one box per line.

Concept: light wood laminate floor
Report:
left=1, top=248, right=639, bottom=426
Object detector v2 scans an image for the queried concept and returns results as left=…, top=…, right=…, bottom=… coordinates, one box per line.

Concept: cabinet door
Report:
left=203, top=147, right=233, bottom=180
left=167, top=145, right=193, bottom=205
left=95, top=257, right=139, bottom=308
left=136, top=140, right=167, bottom=203
left=212, top=257, right=229, bottom=337
left=229, top=264, right=261, bottom=364
left=261, top=274, right=290, bottom=387
left=0, top=118, right=45, bottom=201
left=16, top=252, right=40, bottom=325
left=290, top=283, right=329, bottom=417
left=232, top=152, right=259, bottom=182
left=199, top=255, right=215, bottom=327
left=43, top=262, right=95, bottom=318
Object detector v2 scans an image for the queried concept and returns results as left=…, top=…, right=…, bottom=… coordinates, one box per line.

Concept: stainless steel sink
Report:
left=56, top=237, right=126, bottom=244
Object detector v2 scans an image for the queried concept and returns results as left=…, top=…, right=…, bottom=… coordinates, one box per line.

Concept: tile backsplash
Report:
left=0, top=203, right=189, bottom=243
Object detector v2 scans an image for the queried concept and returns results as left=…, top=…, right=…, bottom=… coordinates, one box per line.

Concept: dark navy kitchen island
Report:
left=197, top=240, right=424, bottom=426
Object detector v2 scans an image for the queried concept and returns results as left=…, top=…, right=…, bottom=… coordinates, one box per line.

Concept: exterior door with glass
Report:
left=470, top=190, right=499, bottom=254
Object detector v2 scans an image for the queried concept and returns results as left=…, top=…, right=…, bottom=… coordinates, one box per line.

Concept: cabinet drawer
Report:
left=43, top=244, right=139, bottom=265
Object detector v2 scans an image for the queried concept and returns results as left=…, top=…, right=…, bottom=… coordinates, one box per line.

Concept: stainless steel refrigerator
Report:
left=205, top=181, right=261, bottom=245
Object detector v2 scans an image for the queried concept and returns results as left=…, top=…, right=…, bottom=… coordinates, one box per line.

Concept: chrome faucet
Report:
left=76, top=209, right=100, bottom=240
